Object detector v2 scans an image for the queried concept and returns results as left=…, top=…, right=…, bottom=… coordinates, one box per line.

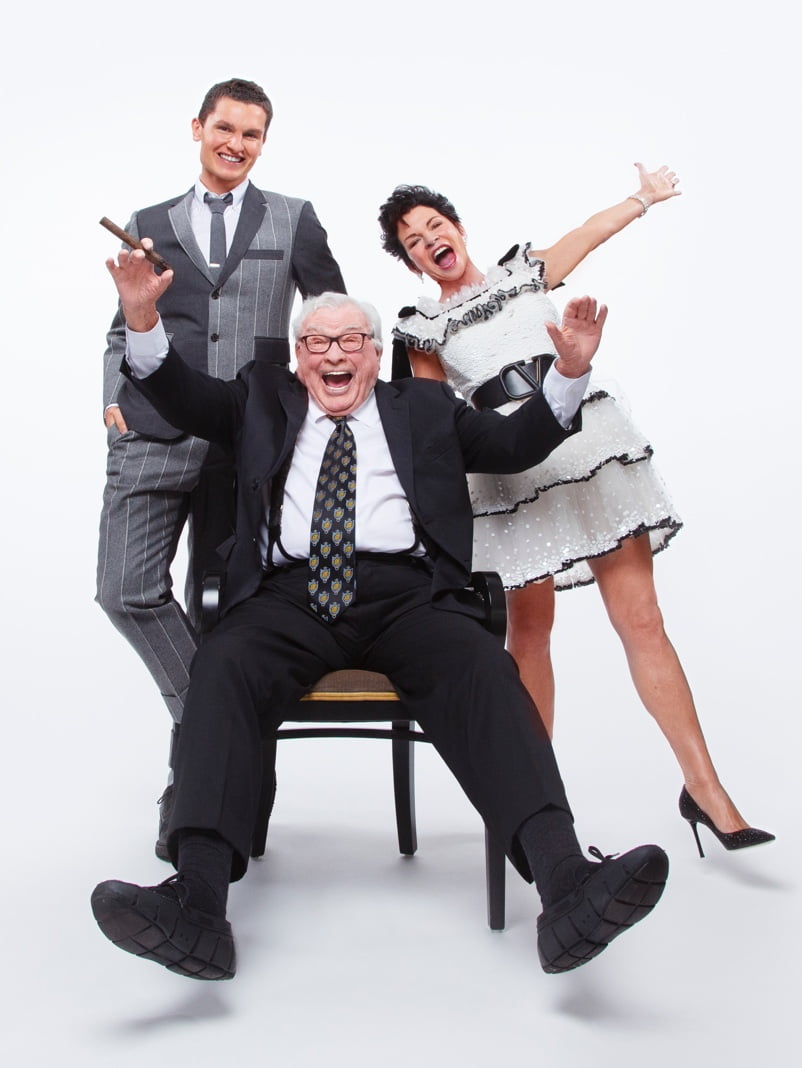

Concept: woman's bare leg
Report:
left=589, top=534, right=749, bottom=832
left=506, top=579, right=557, bottom=736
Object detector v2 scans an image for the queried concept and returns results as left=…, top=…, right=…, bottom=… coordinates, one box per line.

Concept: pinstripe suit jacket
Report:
left=102, top=182, right=345, bottom=439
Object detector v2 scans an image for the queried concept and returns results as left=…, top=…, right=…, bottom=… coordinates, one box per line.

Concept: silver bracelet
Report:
left=627, top=193, right=649, bottom=217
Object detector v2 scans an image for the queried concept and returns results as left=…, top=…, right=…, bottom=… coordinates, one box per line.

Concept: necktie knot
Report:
left=204, top=191, right=233, bottom=214
left=328, top=416, right=348, bottom=444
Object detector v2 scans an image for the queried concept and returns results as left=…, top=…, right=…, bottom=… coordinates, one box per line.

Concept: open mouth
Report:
left=219, top=152, right=244, bottom=164
left=433, top=244, right=457, bottom=270
left=322, top=371, right=353, bottom=390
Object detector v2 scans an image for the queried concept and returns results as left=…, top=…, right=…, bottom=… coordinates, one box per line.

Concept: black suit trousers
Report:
left=168, top=559, right=572, bottom=881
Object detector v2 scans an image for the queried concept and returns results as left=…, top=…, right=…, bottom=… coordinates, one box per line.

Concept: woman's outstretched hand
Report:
left=546, top=296, right=608, bottom=378
left=635, top=161, right=681, bottom=207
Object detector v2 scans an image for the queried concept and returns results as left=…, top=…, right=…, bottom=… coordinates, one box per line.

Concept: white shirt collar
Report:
left=306, top=390, right=381, bottom=428
left=194, top=177, right=250, bottom=209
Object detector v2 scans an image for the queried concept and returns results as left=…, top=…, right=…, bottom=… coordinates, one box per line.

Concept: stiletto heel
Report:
left=678, top=787, right=775, bottom=857
left=687, top=816, right=705, bottom=858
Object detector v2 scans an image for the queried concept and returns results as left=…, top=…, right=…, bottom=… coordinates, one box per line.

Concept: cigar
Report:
left=99, top=216, right=172, bottom=272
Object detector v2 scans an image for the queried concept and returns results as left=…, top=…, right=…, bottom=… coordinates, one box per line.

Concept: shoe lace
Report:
left=588, top=845, right=619, bottom=863
left=154, top=872, right=190, bottom=907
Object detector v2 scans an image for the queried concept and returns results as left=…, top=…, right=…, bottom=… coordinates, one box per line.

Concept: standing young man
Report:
left=97, top=78, right=346, bottom=857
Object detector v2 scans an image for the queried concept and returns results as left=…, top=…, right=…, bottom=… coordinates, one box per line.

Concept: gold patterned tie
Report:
left=308, top=417, right=357, bottom=622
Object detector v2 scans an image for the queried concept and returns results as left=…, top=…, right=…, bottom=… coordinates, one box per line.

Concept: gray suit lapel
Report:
left=219, top=183, right=267, bottom=286
left=168, top=190, right=211, bottom=280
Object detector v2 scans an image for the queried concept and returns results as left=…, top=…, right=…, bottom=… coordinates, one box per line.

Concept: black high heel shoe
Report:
left=679, top=787, right=775, bottom=858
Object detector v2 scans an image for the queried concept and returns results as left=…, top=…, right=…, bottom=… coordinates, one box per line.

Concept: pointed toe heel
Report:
left=678, top=787, right=775, bottom=858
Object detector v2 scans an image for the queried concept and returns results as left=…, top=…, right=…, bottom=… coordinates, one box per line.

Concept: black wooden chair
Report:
left=201, top=570, right=508, bottom=930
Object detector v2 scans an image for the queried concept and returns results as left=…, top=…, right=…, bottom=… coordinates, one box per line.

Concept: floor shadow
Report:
left=551, top=972, right=674, bottom=1028
left=700, top=851, right=791, bottom=891
left=106, top=987, right=233, bottom=1035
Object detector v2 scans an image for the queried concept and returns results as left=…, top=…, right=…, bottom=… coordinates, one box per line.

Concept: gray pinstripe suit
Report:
left=97, top=182, right=345, bottom=722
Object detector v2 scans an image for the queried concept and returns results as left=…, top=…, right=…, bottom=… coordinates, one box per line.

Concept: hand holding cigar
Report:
left=99, top=216, right=172, bottom=272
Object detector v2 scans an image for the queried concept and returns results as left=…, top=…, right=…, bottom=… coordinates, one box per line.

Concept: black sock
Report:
left=174, top=830, right=233, bottom=917
left=517, top=806, right=595, bottom=908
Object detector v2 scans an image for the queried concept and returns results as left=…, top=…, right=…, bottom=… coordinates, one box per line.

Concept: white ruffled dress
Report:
left=392, top=244, right=682, bottom=590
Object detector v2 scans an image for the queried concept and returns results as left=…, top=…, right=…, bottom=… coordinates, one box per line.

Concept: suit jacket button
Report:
left=211, top=289, right=221, bottom=299
left=251, top=479, right=259, bottom=491
left=210, top=332, right=219, bottom=342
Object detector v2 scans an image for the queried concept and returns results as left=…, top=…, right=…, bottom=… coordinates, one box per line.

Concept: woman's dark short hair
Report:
left=198, top=78, right=273, bottom=134
left=378, top=185, right=461, bottom=268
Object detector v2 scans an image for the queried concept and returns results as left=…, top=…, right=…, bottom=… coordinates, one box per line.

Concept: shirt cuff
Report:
left=125, top=318, right=170, bottom=378
left=542, top=365, right=590, bottom=428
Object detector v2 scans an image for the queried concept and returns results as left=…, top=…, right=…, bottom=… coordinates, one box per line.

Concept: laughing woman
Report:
left=378, top=166, right=773, bottom=855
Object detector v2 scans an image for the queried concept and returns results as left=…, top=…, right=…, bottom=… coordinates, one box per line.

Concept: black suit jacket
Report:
left=127, top=349, right=580, bottom=617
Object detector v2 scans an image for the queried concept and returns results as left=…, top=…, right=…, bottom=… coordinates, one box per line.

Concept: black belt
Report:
left=353, top=552, right=430, bottom=569
left=471, top=354, right=555, bottom=410
left=267, top=552, right=430, bottom=573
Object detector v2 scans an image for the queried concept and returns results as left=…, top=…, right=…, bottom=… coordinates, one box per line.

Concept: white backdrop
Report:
left=1, top=1, right=799, bottom=1064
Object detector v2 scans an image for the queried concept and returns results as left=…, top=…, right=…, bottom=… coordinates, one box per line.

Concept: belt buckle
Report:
left=499, top=356, right=546, bottom=400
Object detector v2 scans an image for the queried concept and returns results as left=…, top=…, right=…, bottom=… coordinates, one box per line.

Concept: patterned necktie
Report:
left=308, top=417, right=357, bottom=622
left=204, top=191, right=233, bottom=275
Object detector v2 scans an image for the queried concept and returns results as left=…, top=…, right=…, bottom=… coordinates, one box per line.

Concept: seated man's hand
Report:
left=105, top=238, right=174, bottom=333
left=546, top=296, right=608, bottom=379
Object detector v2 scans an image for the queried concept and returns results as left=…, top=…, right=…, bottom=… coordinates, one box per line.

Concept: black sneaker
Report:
left=537, top=844, right=669, bottom=973
left=91, top=874, right=235, bottom=980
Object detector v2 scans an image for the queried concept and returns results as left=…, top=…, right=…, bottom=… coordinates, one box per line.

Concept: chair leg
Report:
left=392, top=720, right=417, bottom=855
left=252, top=736, right=278, bottom=859
left=485, top=826, right=506, bottom=931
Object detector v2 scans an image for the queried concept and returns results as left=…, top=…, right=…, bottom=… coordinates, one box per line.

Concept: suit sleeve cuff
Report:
left=542, top=365, right=590, bottom=428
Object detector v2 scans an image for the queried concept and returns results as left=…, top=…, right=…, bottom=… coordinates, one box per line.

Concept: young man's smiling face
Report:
left=192, top=97, right=268, bottom=194
left=295, top=304, right=381, bottom=418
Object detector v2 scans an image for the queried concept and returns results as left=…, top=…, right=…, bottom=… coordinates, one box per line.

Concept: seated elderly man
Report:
left=91, top=241, right=668, bottom=980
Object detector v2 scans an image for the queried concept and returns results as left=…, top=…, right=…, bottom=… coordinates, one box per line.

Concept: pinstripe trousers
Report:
left=96, top=427, right=213, bottom=722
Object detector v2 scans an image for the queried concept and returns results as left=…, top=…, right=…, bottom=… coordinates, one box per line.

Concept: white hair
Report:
left=292, top=292, right=384, bottom=353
